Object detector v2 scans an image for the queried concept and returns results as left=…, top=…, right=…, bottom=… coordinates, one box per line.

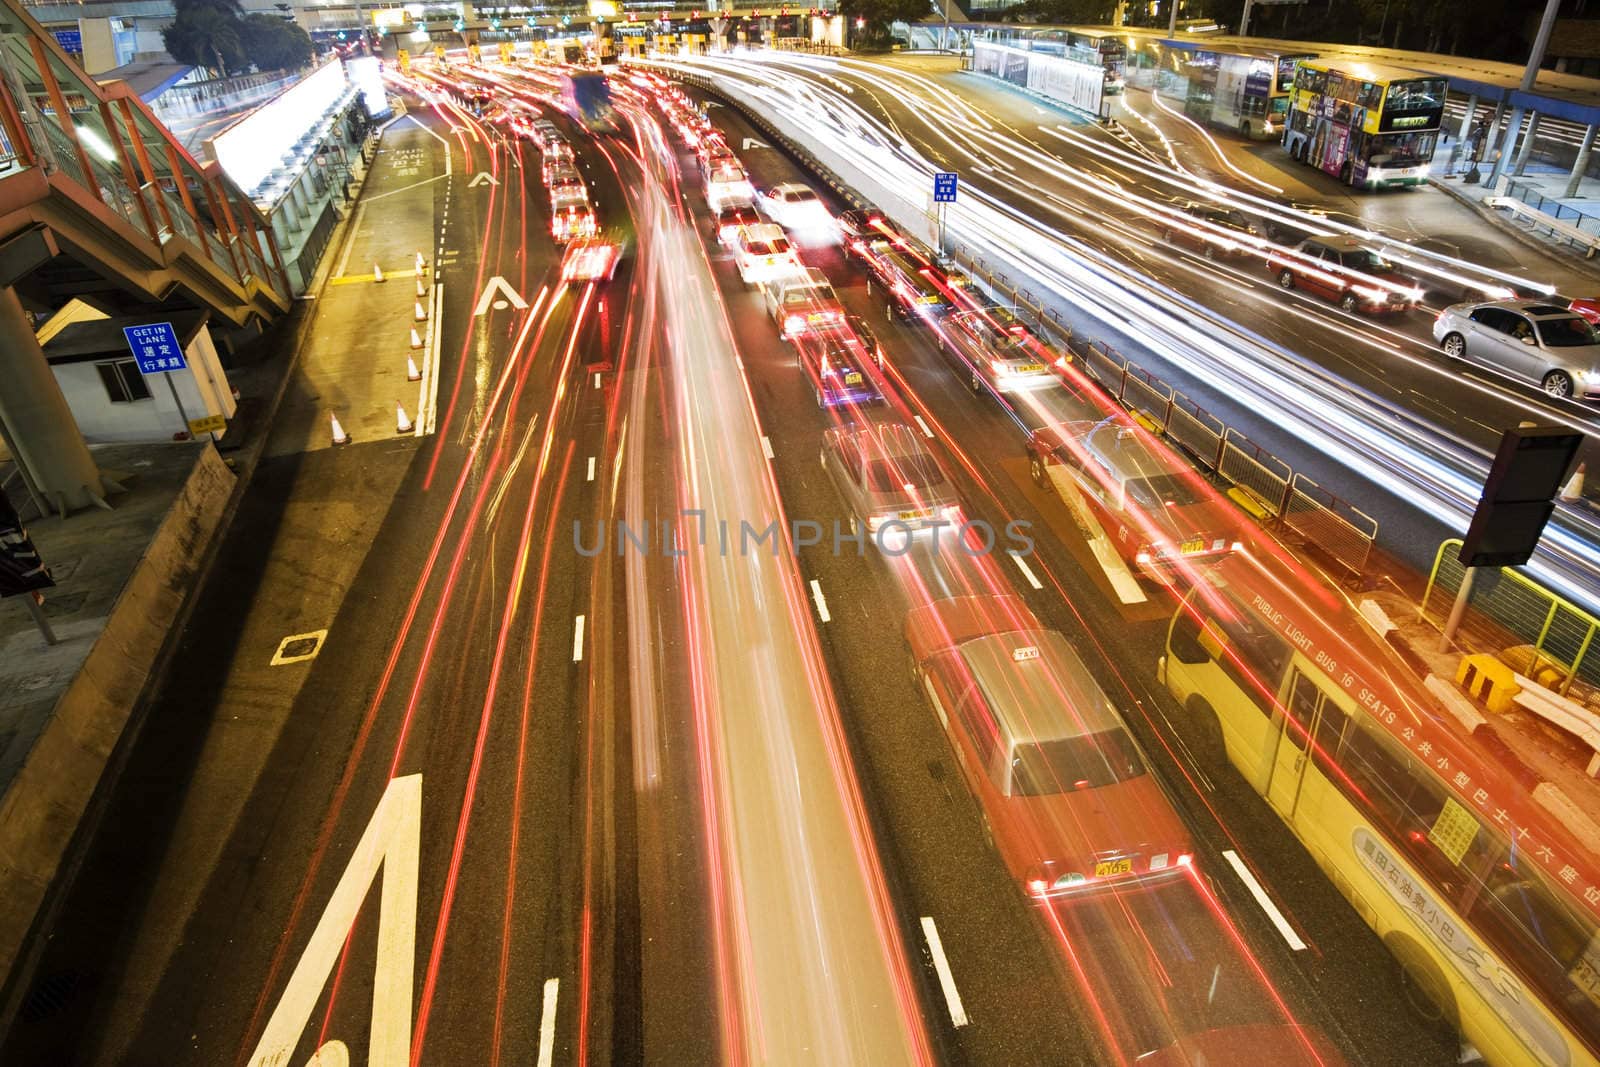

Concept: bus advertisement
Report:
left=1175, top=45, right=1316, bottom=141
left=1282, top=59, right=1447, bottom=189
left=1160, top=551, right=1600, bottom=1066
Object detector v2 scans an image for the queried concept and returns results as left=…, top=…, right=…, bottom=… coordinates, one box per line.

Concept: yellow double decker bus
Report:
left=1282, top=58, right=1447, bottom=189
left=1160, top=549, right=1600, bottom=1066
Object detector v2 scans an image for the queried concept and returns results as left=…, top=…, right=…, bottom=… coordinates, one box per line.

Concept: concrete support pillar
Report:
left=1448, top=92, right=1477, bottom=171
left=1513, top=111, right=1542, bottom=175
left=0, top=287, right=110, bottom=515
left=1564, top=123, right=1597, bottom=198
left=1487, top=104, right=1525, bottom=189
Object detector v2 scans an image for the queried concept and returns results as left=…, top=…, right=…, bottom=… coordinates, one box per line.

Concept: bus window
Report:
left=1285, top=671, right=1319, bottom=746
left=1195, top=603, right=1292, bottom=709
left=1339, top=718, right=1414, bottom=831
left=1312, top=695, right=1349, bottom=765
left=1473, top=853, right=1600, bottom=1028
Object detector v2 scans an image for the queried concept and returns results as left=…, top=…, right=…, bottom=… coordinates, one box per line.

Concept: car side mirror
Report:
left=1522, top=335, right=1537, bottom=345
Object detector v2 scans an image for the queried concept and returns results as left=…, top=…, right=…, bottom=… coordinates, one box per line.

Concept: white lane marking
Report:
left=395, top=112, right=452, bottom=176
left=592, top=372, right=601, bottom=389
left=246, top=775, right=421, bottom=1067
left=1010, top=551, right=1043, bottom=590
left=920, top=916, right=969, bottom=1028
left=417, top=281, right=444, bottom=437
left=536, top=978, right=559, bottom=1067
left=573, top=615, right=586, bottom=662
left=761, top=435, right=774, bottom=459
left=332, top=202, right=366, bottom=278
left=270, top=629, right=328, bottom=666
left=809, top=580, right=830, bottom=623
left=586, top=456, right=596, bottom=481
left=1222, top=849, right=1307, bottom=951
left=913, top=415, right=935, bottom=438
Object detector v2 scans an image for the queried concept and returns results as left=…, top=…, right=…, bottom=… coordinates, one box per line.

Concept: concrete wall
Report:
left=0, top=444, right=236, bottom=989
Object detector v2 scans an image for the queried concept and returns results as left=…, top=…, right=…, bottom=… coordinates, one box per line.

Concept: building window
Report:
left=96, top=359, right=152, bottom=403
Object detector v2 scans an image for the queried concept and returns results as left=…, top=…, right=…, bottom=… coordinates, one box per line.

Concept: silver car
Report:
left=820, top=422, right=960, bottom=538
left=1434, top=299, right=1600, bottom=399
left=939, top=306, right=1061, bottom=395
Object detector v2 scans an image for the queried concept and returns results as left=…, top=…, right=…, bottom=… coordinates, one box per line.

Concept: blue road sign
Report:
left=933, top=172, right=958, bottom=203
left=52, top=29, right=82, bottom=54
left=123, top=323, right=188, bottom=375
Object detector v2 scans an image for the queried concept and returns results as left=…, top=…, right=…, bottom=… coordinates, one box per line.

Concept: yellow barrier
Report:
left=1457, top=653, right=1521, bottom=714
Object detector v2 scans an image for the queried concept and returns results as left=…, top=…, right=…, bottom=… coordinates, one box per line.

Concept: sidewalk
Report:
left=1429, top=155, right=1600, bottom=290
left=0, top=106, right=402, bottom=1023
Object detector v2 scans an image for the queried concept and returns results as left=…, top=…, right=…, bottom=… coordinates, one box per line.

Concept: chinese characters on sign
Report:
left=933, top=172, right=958, bottom=203
left=121, top=323, right=188, bottom=375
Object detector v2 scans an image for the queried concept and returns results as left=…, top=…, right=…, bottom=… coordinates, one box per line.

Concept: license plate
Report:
left=1180, top=538, right=1205, bottom=555
left=1018, top=363, right=1044, bottom=374
left=844, top=371, right=863, bottom=385
left=899, top=509, right=929, bottom=521
left=918, top=295, right=939, bottom=304
left=1094, top=858, right=1133, bottom=878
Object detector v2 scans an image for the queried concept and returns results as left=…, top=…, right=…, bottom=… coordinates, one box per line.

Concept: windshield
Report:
left=1366, top=131, right=1437, bottom=167
left=1125, top=472, right=1206, bottom=510
left=1010, top=728, right=1145, bottom=795
left=1343, top=249, right=1395, bottom=274
left=783, top=286, right=834, bottom=308
left=786, top=189, right=818, bottom=203
left=745, top=237, right=790, bottom=256
left=865, top=453, right=946, bottom=493
left=1386, top=77, right=1447, bottom=112
left=1536, top=315, right=1600, bottom=348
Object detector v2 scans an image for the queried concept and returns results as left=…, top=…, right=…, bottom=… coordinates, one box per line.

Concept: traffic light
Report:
left=0, top=490, right=52, bottom=598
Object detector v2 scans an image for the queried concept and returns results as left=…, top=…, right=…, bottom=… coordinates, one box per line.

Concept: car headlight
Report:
left=990, top=359, right=1013, bottom=377
left=1355, top=286, right=1385, bottom=303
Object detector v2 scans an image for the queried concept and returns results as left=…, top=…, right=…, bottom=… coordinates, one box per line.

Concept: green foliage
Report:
left=239, top=14, right=314, bottom=72
left=162, top=5, right=244, bottom=76
left=840, top=0, right=933, bottom=44
left=164, top=0, right=312, bottom=77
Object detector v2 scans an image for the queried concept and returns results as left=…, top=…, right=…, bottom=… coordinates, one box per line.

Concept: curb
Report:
left=1428, top=177, right=1600, bottom=287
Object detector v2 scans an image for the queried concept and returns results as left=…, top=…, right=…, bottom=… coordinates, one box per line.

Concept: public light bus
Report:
left=1281, top=58, right=1447, bottom=188
left=1172, top=43, right=1317, bottom=141
left=1160, top=550, right=1600, bottom=1067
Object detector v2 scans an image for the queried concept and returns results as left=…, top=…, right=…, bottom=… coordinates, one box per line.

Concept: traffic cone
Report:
left=416, top=275, right=428, bottom=297
left=373, top=262, right=386, bottom=283
left=416, top=251, right=428, bottom=274
left=414, top=300, right=428, bottom=322
left=1561, top=462, right=1586, bottom=501
left=330, top=412, right=350, bottom=445
left=407, top=356, right=422, bottom=381
left=409, top=327, right=423, bottom=350
left=396, top=403, right=414, bottom=434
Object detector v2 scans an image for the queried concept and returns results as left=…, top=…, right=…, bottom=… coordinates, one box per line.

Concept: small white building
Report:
left=40, top=307, right=237, bottom=444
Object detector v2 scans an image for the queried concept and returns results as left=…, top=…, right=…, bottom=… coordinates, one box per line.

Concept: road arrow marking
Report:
left=467, top=171, right=500, bottom=187
left=246, top=774, right=422, bottom=1067
left=473, top=276, right=530, bottom=316
left=742, top=137, right=770, bottom=150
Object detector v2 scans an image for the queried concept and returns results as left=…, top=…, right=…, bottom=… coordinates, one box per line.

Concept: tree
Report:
left=840, top=0, right=934, bottom=48
left=163, top=5, right=245, bottom=77
left=239, top=14, right=314, bottom=72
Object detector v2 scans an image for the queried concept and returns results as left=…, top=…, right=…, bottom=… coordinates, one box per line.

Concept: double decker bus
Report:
left=1282, top=59, right=1447, bottom=188
left=1067, top=29, right=1127, bottom=95
left=1160, top=550, right=1600, bottom=1066
left=1170, top=43, right=1316, bottom=141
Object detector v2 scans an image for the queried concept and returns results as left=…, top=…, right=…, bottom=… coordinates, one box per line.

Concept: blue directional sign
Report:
left=933, top=172, right=958, bottom=203
left=52, top=29, right=82, bottom=55
left=123, top=322, right=187, bottom=374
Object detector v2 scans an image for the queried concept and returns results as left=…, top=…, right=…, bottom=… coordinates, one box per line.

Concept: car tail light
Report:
left=784, top=314, right=805, bottom=337
left=1177, top=853, right=1193, bottom=866
left=820, top=355, right=833, bottom=376
left=990, top=359, right=1011, bottom=377
left=1027, top=878, right=1048, bottom=896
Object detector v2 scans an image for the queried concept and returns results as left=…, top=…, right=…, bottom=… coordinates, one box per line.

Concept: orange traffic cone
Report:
left=1561, top=462, right=1586, bottom=501
left=396, top=403, right=414, bottom=434
left=415, top=251, right=428, bottom=274
left=416, top=275, right=428, bottom=297
left=407, top=356, right=422, bottom=381
left=330, top=412, right=350, bottom=445
left=373, top=262, right=386, bottom=282
left=414, top=300, right=428, bottom=322
left=409, top=327, right=423, bottom=350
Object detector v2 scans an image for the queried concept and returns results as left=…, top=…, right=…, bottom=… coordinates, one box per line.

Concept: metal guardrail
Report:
left=1423, top=538, right=1600, bottom=695
left=949, top=245, right=1378, bottom=581
left=1490, top=183, right=1600, bottom=257
left=652, top=62, right=1380, bottom=582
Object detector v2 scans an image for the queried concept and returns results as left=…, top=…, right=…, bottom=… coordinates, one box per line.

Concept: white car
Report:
left=760, top=183, right=837, bottom=244
left=735, top=224, right=803, bottom=286
left=705, top=161, right=756, bottom=212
